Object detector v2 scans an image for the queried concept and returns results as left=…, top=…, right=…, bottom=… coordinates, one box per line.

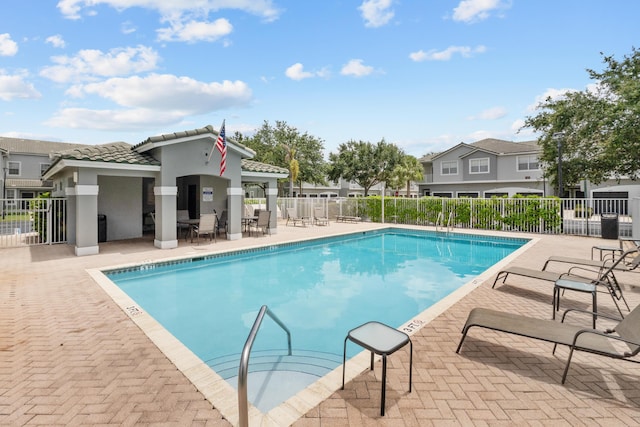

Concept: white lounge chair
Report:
left=286, top=208, right=310, bottom=227
left=313, top=207, right=329, bottom=226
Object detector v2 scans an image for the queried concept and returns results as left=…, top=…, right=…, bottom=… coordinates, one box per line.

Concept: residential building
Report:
left=0, top=138, right=89, bottom=206
left=418, top=138, right=549, bottom=198
left=416, top=138, right=640, bottom=212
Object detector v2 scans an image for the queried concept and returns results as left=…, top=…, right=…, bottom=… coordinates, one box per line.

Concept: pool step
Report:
left=207, top=349, right=343, bottom=380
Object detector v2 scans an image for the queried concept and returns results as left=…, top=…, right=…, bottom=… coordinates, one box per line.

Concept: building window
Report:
left=6, top=189, right=16, bottom=205
left=457, top=192, right=479, bottom=198
left=40, top=163, right=50, bottom=176
left=469, top=158, right=489, bottom=174
left=517, top=155, right=539, bottom=171
left=441, top=161, right=458, bottom=175
left=7, top=161, right=20, bottom=176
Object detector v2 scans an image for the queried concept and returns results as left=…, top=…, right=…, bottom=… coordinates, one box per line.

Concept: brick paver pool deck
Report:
left=2, top=222, right=639, bottom=426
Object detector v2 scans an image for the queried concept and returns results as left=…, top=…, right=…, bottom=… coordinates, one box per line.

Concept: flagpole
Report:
left=206, top=119, right=225, bottom=164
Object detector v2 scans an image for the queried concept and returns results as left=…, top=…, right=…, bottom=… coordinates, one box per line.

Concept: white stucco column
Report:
left=154, top=186, right=178, bottom=249
left=71, top=185, right=100, bottom=256
left=632, top=197, right=640, bottom=239
left=227, top=186, right=243, bottom=240
left=266, top=186, right=278, bottom=234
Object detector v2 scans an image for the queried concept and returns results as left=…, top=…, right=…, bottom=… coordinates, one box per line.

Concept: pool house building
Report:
left=37, top=125, right=288, bottom=256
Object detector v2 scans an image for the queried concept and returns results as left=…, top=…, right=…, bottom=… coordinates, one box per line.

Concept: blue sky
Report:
left=1, top=1, right=638, bottom=158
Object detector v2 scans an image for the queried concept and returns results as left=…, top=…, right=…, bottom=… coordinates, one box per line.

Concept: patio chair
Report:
left=553, top=249, right=639, bottom=316
left=193, top=213, right=217, bottom=244
left=496, top=249, right=637, bottom=321
left=216, top=210, right=227, bottom=237
left=286, top=207, right=310, bottom=227
left=542, top=247, right=640, bottom=273
left=591, top=237, right=640, bottom=260
left=177, top=209, right=190, bottom=239
left=251, top=210, right=271, bottom=236
left=456, top=303, right=640, bottom=383
left=313, top=207, right=329, bottom=226
left=542, top=248, right=638, bottom=310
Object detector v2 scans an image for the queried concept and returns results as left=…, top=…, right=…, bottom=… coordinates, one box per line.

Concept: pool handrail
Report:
left=238, top=305, right=292, bottom=427
left=436, top=212, right=453, bottom=232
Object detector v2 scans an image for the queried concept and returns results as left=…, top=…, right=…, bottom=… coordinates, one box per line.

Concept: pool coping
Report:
left=87, top=226, right=539, bottom=426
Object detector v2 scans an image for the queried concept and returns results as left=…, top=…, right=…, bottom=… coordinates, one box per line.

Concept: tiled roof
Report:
left=5, top=179, right=52, bottom=189
left=0, top=137, right=89, bottom=154
left=420, top=138, right=539, bottom=162
left=132, top=124, right=256, bottom=157
left=470, top=138, right=539, bottom=154
left=6, top=133, right=283, bottom=176
left=54, top=142, right=160, bottom=166
left=241, top=159, right=289, bottom=174
left=134, top=125, right=218, bottom=147
left=51, top=142, right=286, bottom=174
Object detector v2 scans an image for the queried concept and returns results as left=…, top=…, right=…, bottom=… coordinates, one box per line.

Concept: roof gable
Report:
left=422, top=138, right=539, bottom=163
left=132, top=124, right=256, bottom=159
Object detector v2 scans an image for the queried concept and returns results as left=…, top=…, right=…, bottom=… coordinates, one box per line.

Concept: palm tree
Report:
left=390, top=155, right=424, bottom=197
left=286, top=147, right=299, bottom=196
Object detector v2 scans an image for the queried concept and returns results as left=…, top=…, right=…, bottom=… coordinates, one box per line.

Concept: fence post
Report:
left=46, top=201, right=52, bottom=244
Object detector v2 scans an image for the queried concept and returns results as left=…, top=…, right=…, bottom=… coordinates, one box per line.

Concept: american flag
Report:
left=215, top=120, right=226, bottom=176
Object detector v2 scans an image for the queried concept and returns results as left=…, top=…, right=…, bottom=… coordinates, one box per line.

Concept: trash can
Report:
left=98, top=214, right=107, bottom=242
left=600, top=213, right=618, bottom=240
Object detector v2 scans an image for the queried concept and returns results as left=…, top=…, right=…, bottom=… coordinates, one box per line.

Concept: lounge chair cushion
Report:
left=462, top=308, right=616, bottom=354
left=493, top=266, right=562, bottom=288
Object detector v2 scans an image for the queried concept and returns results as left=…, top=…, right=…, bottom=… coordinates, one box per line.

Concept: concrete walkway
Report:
left=1, top=222, right=639, bottom=426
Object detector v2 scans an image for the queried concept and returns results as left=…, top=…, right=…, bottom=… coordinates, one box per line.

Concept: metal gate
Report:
left=0, top=198, right=67, bottom=248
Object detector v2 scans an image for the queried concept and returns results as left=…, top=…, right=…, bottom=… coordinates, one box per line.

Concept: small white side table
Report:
left=342, top=321, right=412, bottom=416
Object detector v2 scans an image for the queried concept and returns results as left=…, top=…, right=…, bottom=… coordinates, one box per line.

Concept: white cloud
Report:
left=0, top=33, right=18, bottom=56
left=452, top=0, right=510, bottom=23
left=121, top=21, right=137, bottom=34
left=0, top=70, right=41, bottom=101
left=285, top=63, right=330, bottom=81
left=527, top=87, right=575, bottom=112
left=409, top=45, right=486, bottom=62
left=359, top=0, right=394, bottom=28
left=468, top=106, right=507, bottom=120
left=46, top=34, right=66, bottom=48
left=56, top=0, right=282, bottom=22
left=40, top=45, right=159, bottom=83
left=45, top=107, right=186, bottom=131
left=512, top=118, right=538, bottom=137
left=67, top=74, right=252, bottom=112
left=157, top=18, right=232, bottom=42
left=340, top=59, right=374, bottom=77
left=46, top=74, right=252, bottom=130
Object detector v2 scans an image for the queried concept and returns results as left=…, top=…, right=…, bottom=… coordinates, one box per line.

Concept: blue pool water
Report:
left=106, top=229, right=526, bottom=411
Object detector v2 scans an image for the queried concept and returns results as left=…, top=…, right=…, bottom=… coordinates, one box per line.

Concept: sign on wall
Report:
left=202, top=187, right=213, bottom=202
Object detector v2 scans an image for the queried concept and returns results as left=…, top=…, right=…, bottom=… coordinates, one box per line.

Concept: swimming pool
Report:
left=95, top=228, right=529, bottom=422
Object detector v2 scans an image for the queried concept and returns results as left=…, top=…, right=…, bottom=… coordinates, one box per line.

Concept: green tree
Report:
left=524, top=48, right=640, bottom=186
left=241, top=120, right=326, bottom=196
left=327, top=139, right=404, bottom=196
left=388, top=154, right=424, bottom=197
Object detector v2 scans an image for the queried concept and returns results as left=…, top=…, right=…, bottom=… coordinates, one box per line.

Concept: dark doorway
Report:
left=188, top=185, right=197, bottom=219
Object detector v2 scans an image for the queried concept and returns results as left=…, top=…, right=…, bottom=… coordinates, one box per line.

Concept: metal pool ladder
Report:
left=238, top=305, right=292, bottom=427
left=436, top=212, right=453, bottom=232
